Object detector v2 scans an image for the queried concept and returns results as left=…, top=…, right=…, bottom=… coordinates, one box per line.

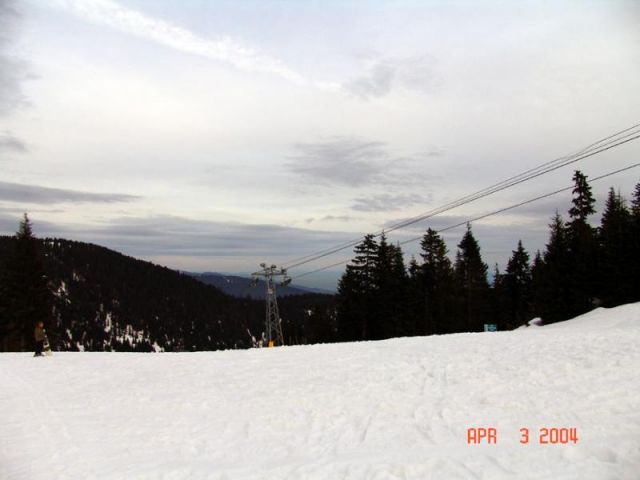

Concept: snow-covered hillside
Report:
left=1, top=304, right=639, bottom=479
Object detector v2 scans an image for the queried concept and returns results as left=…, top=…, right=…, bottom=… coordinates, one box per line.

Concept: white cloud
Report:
left=0, top=0, right=29, bottom=115
left=51, top=0, right=307, bottom=84
left=6, top=1, right=640, bottom=289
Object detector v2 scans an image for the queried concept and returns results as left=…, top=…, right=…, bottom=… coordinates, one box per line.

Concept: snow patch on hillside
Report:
left=1, top=303, right=639, bottom=479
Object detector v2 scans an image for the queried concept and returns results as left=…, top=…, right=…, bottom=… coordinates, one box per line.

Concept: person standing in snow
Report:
left=34, top=321, right=46, bottom=357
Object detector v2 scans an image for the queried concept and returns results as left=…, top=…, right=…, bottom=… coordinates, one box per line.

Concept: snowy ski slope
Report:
left=1, top=303, right=639, bottom=479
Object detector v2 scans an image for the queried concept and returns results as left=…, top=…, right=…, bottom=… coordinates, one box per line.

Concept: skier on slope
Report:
left=34, top=321, right=46, bottom=357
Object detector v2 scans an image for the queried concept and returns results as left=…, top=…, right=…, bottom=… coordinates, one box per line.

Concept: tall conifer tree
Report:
left=503, top=240, right=532, bottom=328
left=491, top=264, right=507, bottom=330
left=336, top=234, right=378, bottom=341
left=630, top=182, right=640, bottom=300
left=454, top=224, right=490, bottom=332
left=373, top=233, right=408, bottom=339
left=566, top=170, right=597, bottom=316
left=598, top=188, right=633, bottom=306
left=418, top=228, right=455, bottom=334
left=388, top=241, right=411, bottom=337
left=537, top=213, right=571, bottom=323
left=530, top=250, right=545, bottom=320
left=406, top=256, right=424, bottom=335
left=631, top=182, right=640, bottom=217
left=0, top=214, right=53, bottom=351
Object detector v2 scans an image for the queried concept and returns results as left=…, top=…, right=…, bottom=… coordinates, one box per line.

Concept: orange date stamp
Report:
left=467, top=427, right=579, bottom=444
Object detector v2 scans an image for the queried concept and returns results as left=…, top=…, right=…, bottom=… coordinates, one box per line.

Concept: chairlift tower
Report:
left=250, top=263, right=291, bottom=346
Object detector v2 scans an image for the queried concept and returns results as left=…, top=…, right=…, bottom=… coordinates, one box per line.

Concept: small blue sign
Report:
left=484, top=324, right=498, bottom=332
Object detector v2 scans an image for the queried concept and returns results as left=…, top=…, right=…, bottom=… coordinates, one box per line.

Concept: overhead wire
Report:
left=382, top=129, right=640, bottom=234
left=284, top=125, right=640, bottom=269
left=283, top=125, right=640, bottom=271
left=292, top=161, right=640, bottom=280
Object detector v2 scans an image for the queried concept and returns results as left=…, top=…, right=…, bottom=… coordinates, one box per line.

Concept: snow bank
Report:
left=1, top=303, right=639, bottom=479
left=539, top=302, right=640, bottom=331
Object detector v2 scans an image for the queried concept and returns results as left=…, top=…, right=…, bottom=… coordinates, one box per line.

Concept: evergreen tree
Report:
left=530, top=250, right=545, bottom=320
left=386, top=240, right=410, bottom=337
left=568, top=170, right=596, bottom=223
left=566, top=170, right=597, bottom=316
left=537, top=213, right=571, bottom=323
left=336, top=234, right=378, bottom=341
left=629, top=182, right=640, bottom=301
left=336, top=233, right=411, bottom=341
left=632, top=182, right=640, bottom=218
left=491, top=264, right=508, bottom=331
left=0, top=234, right=334, bottom=351
left=598, top=188, right=634, bottom=306
left=503, top=240, right=532, bottom=328
left=372, top=233, right=396, bottom=339
left=0, top=214, right=54, bottom=351
left=454, top=224, right=490, bottom=332
left=406, top=256, right=424, bottom=335
left=417, top=228, right=456, bottom=334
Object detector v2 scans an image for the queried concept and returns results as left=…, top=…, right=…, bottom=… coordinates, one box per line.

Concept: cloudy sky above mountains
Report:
left=1, top=0, right=639, bottom=289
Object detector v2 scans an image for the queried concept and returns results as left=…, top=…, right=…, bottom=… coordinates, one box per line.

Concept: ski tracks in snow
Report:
left=2, top=303, right=640, bottom=479
left=0, top=356, right=85, bottom=479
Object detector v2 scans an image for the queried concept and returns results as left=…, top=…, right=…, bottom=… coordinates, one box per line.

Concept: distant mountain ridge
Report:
left=189, top=272, right=334, bottom=299
left=0, top=236, right=336, bottom=351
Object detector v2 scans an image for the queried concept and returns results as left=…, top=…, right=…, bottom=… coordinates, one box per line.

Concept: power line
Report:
left=292, top=161, right=640, bottom=280
left=293, top=259, right=351, bottom=281
left=399, top=162, right=640, bottom=246
left=572, top=122, right=640, bottom=155
left=283, top=126, right=640, bottom=271
left=383, top=130, right=640, bottom=235
left=283, top=126, right=640, bottom=269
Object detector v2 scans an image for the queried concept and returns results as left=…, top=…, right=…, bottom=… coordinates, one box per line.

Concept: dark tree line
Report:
left=1, top=171, right=638, bottom=351
left=336, top=172, right=640, bottom=340
left=0, top=218, right=335, bottom=352
left=336, top=233, right=409, bottom=341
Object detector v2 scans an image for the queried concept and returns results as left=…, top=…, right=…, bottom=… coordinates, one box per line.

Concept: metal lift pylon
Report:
left=250, top=263, right=291, bottom=347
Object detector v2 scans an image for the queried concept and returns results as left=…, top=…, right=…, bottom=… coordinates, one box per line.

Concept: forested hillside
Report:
left=1, top=171, right=637, bottom=352
left=0, top=234, right=335, bottom=352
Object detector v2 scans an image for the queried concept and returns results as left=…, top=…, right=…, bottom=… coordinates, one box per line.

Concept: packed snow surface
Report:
left=2, top=304, right=639, bottom=480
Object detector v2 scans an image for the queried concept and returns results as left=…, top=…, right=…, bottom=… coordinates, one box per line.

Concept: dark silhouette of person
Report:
left=34, top=321, right=46, bottom=357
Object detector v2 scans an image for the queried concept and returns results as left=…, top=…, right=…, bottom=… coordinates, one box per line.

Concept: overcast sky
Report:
left=1, top=0, right=639, bottom=290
